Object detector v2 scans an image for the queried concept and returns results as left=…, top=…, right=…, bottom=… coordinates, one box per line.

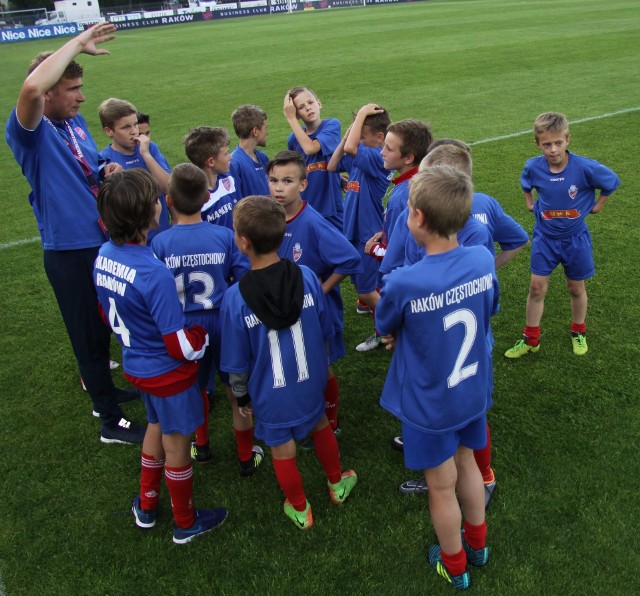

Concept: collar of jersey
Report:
left=392, top=167, right=419, bottom=186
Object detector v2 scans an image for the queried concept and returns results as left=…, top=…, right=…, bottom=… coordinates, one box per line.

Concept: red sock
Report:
left=441, top=547, right=467, bottom=577
left=194, top=389, right=210, bottom=447
left=473, top=423, right=494, bottom=483
left=234, top=427, right=254, bottom=462
left=571, top=322, right=587, bottom=334
left=313, top=423, right=342, bottom=484
left=524, top=325, right=540, bottom=346
left=140, top=451, right=164, bottom=510
left=324, top=376, right=339, bottom=430
left=164, top=464, right=195, bottom=528
left=463, top=520, right=487, bottom=550
left=272, top=457, right=307, bottom=511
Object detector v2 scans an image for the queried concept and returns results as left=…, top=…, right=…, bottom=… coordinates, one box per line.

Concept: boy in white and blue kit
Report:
left=505, top=112, right=620, bottom=358
left=220, top=196, right=357, bottom=531
left=151, top=163, right=263, bottom=475
left=376, top=166, right=499, bottom=590
left=94, top=169, right=227, bottom=544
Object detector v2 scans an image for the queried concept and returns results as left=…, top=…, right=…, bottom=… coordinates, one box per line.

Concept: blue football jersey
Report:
left=229, top=145, right=270, bottom=197
left=471, top=192, right=529, bottom=252
left=201, top=174, right=242, bottom=230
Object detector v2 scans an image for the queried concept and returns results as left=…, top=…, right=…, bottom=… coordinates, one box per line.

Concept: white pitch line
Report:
left=2, top=106, right=638, bottom=251
left=470, top=106, right=640, bottom=146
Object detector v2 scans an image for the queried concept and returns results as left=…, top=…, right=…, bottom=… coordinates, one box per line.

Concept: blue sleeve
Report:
left=492, top=207, right=529, bottom=251
left=587, top=161, right=620, bottom=195
left=220, top=290, right=250, bottom=374
left=380, top=209, right=410, bottom=275
left=150, top=143, right=171, bottom=173
left=375, top=273, right=404, bottom=337
left=318, top=224, right=364, bottom=275
left=520, top=161, right=534, bottom=192
left=339, top=154, right=354, bottom=174
left=353, top=145, right=386, bottom=177
left=315, top=119, right=341, bottom=156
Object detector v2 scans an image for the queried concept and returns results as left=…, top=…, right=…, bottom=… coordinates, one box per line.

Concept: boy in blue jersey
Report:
left=377, top=166, right=498, bottom=590
left=94, top=169, right=228, bottom=544
left=328, top=103, right=393, bottom=320
left=360, top=119, right=433, bottom=352
left=284, top=86, right=343, bottom=230
left=220, top=196, right=357, bottom=530
left=230, top=104, right=270, bottom=197
left=504, top=112, right=620, bottom=358
left=267, top=151, right=363, bottom=438
left=99, top=98, right=171, bottom=241
left=183, top=126, right=241, bottom=230
left=151, top=163, right=263, bottom=474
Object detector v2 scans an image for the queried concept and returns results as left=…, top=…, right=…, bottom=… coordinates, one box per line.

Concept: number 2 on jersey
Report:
left=443, top=308, right=478, bottom=389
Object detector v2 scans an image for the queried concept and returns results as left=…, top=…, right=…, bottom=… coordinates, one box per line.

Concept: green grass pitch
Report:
left=1, top=0, right=639, bottom=593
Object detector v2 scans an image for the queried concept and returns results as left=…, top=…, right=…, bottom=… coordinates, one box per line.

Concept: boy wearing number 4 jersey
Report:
left=93, top=169, right=227, bottom=544
left=376, top=166, right=499, bottom=589
left=151, top=163, right=264, bottom=475
left=221, top=196, right=357, bottom=530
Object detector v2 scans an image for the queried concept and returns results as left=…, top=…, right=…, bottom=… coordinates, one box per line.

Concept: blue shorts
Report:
left=142, top=384, right=204, bottom=435
left=402, top=414, right=487, bottom=470
left=350, top=240, right=380, bottom=294
left=255, top=404, right=325, bottom=447
left=530, top=226, right=594, bottom=280
left=186, top=311, right=230, bottom=388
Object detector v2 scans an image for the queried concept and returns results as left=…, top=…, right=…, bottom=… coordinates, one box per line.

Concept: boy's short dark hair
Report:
left=420, top=143, right=473, bottom=177
left=28, top=51, right=83, bottom=81
left=266, top=150, right=306, bottom=180
left=409, top=165, right=472, bottom=238
left=98, top=98, right=138, bottom=130
left=183, top=126, right=230, bottom=168
left=388, top=119, right=433, bottom=166
left=137, top=112, right=150, bottom=126
left=98, top=169, right=160, bottom=246
left=168, top=163, right=209, bottom=216
left=234, top=195, right=286, bottom=255
left=533, top=112, right=569, bottom=140
left=359, top=107, right=392, bottom=136
left=428, top=138, right=471, bottom=154
left=232, top=104, right=267, bottom=139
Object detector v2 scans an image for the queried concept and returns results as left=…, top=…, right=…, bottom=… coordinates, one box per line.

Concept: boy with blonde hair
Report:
left=184, top=126, right=241, bottom=230
left=376, top=166, right=498, bottom=589
left=99, top=97, right=171, bottom=241
left=505, top=112, right=620, bottom=358
left=230, top=104, right=270, bottom=197
left=221, top=196, right=357, bottom=530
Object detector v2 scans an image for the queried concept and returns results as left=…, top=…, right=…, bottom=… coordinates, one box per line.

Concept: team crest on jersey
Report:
left=292, top=242, right=302, bottom=262
left=74, top=127, right=86, bottom=141
left=222, top=177, right=232, bottom=191
left=568, top=184, right=578, bottom=200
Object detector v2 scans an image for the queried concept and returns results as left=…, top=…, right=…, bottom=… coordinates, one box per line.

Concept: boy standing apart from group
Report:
left=94, top=169, right=227, bottom=544
left=229, top=104, right=270, bottom=197
left=221, top=196, right=357, bottom=530
left=184, top=126, right=241, bottom=230
left=376, top=166, right=498, bottom=590
left=267, top=151, right=363, bottom=438
left=151, top=163, right=263, bottom=474
left=505, top=112, right=620, bottom=358
left=99, top=97, right=171, bottom=241
left=284, top=86, right=344, bottom=230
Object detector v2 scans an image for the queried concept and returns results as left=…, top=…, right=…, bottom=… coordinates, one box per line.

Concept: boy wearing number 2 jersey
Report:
left=220, top=196, right=357, bottom=531
left=93, top=169, right=227, bottom=544
left=151, top=164, right=264, bottom=476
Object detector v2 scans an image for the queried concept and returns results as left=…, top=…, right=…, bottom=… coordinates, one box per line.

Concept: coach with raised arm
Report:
left=5, top=23, right=146, bottom=445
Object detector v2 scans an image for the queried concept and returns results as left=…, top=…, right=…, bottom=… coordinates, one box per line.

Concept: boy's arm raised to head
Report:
left=344, top=104, right=384, bottom=156
left=136, top=135, right=170, bottom=193
left=283, top=93, right=321, bottom=156
left=327, top=125, right=352, bottom=172
left=16, top=22, right=116, bottom=130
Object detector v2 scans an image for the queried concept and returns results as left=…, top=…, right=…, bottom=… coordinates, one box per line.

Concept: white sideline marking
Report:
left=470, top=106, right=640, bottom=146
left=2, top=106, right=638, bottom=251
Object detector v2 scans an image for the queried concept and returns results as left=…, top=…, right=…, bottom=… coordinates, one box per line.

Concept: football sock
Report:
left=357, top=298, right=369, bottom=310
left=441, top=547, right=467, bottom=577
left=273, top=457, right=307, bottom=511
left=463, top=520, right=487, bottom=550
left=234, top=427, right=254, bottom=463
left=312, top=423, right=342, bottom=485
left=524, top=325, right=541, bottom=346
left=194, top=389, right=210, bottom=447
left=140, top=451, right=164, bottom=510
left=165, top=464, right=195, bottom=528
left=473, top=423, right=493, bottom=483
left=324, top=375, right=339, bottom=431
left=571, top=322, right=587, bottom=335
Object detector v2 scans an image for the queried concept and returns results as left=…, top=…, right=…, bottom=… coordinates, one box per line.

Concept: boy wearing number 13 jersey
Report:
left=221, top=196, right=357, bottom=530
